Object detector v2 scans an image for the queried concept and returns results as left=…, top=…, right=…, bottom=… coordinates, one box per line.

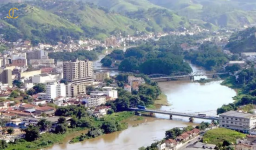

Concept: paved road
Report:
left=178, top=135, right=203, bottom=150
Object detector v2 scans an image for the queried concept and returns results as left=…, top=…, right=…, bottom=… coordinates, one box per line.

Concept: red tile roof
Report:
left=165, top=139, right=177, bottom=144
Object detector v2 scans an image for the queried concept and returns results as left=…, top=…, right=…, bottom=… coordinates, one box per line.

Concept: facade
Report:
left=11, top=59, right=27, bottom=67
left=63, top=59, right=93, bottom=82
left=0, top=68, right=12, bottom=87
left=95, top=72, right=110, bottom=81
left=29, top=59, right=54, bottom=68
left=38, top=82, right=66, bottom=101
left=81, top=96, right=106, bottom=108
left=32, top=74, right=60, bottom=84
left=219, top=111, right=256, bottom=133
left=26, top=50, right=48, bottom=62
left=90, top=87, right=118, bottom=99
left=128, top=76, right=145, bottom=91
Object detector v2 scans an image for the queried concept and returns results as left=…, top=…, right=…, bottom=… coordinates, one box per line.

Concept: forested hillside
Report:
left=0, top=0, right=189, bottom=43
left=225, top=27, right=256, bottom=53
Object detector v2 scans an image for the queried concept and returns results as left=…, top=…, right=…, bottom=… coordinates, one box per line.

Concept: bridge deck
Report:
left=129, top=108, right=219, bottom=120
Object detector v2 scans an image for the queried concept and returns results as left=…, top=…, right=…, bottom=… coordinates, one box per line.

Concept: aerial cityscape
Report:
left=1, top=0, right=256, bottom=150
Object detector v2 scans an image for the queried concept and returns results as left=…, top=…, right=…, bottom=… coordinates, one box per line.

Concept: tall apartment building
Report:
left=26, top=50, right=48, bottom=62
left=63, top=59, right=93, bottom=82
left=0, top=68, right=12, bottom=87
left=219, top=111, right=256, bottom=133
left=38, top=82, right=66, bottom=101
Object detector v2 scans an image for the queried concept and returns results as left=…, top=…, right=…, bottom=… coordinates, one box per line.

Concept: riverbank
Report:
left=5, top=127, right=88, bottom=150
left=69, top=111, right=135, bottom=143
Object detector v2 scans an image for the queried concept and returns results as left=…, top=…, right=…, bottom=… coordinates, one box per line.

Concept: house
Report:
left=176, top=133, right=190, bottom=142
left=35, top=106, right=55, bottom=116
left=19, top=104, right=36, bottom=113
left=124, top=84, right=131, bottom=93
left=165, top=139, right=177, bottom=150
left=93, top=106, right=111, bottom=117
left=157, top=142, right=166, bottom=150
left=191, top=128, right=200, bottom=136
left=32, top=100, right=47, bottom=106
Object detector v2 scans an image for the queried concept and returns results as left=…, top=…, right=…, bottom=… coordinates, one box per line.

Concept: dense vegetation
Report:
left=48, top=50, right=98, bottom=62
left=225, top=27, right=256, bottom=53
left=103, top=45, right=192, bottom=75
left=218, top=67, right=256, bottom=114
left=70, top=111, right=133, bottom=143
left=185, top=42, right=229, bottom=70
left=203, top=128, right=246, bottom=149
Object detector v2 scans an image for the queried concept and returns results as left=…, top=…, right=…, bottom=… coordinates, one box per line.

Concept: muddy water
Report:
left=47, top=61, right=236, bottom=150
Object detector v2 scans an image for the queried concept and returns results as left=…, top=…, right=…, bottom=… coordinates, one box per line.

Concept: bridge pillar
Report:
left=190, top=76, right=194, bottom=81
left=189, top=117, right=194, bottom=123
left=169, top=115, right=173, bottom=120
left=150, top=112, right=155, bottom=117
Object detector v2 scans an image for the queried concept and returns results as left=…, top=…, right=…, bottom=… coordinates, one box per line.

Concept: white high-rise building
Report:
left=38, top=82, right=66, bottom=101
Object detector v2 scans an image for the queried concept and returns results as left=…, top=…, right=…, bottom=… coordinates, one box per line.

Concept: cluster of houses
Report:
left=157, top=128, right=201, bottom=150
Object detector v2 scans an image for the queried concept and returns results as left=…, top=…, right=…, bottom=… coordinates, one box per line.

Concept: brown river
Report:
left=46, top=60, right=236, bottom=150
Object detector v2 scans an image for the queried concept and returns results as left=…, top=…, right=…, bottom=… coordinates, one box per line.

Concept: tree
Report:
left=101, top=120, right=117, bottom=134
left=10, top=91, right=19, bottom=98
left=7, top=128, right=14, bottom=135
left=37, top=119, right=52, bottom=131
left=165, top=128, right=182, bottom=139
left=225, top=64, right=241, bottom=74
left=13, top=80, right=23, bottom=88
left=55, top=124, right=67, bottom=134
left=0, top=140, right=7, bottom=149
left=58, top=117, right=66, bottom=124
left=24, top=125, right=40, bottom=141
left=107, top=109, right=114, bottom=115
left=70, top=117, right=78, bottom=128
left=33, top=84, right=46, bottom=93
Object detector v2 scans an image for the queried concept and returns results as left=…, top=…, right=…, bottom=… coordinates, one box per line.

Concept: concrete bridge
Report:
left=128, top=108, right=219, bottom=122
left=149, top=72, right=227, bottom=82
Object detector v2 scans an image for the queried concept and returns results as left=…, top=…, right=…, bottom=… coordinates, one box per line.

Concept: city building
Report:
left=80, top=95, right=106, bottom=108
left=228, top=61, right=246, bottom=67
left=128, top=76, right=145, bottom=91
left=219, top=111, right=256, bottom=133
left=32, top=74, right=61, bottom=84
left=38, top=82, right=66, bottom=101
left=95, top=72, right=109, bottom=81
left=26, top=50, right=48, bottom=62
left=63, top=59, right=93, bottom=82
left=29, top=59, right=55, bottom=68
left=90, top=87, right=118, bottom=99
left=0, top=68, right=12, bottom=87
left=66, top=77, right=94, bottom=97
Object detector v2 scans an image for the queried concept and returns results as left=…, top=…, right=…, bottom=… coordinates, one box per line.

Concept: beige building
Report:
left=63, top=59, right=93, bottom=82
left=219, top=111, right=256, bottom=133
left=95, top=72, right=109, bottom=81
left=0, top=68, right=12, bottom=87
left=66, top=77, right=94, bottom=97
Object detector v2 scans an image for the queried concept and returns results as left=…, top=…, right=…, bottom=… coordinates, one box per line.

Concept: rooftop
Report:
left=220, top=111, right=255, bottom=118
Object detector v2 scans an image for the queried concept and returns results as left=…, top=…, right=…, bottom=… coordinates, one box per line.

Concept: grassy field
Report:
left=203, top=128, right=246, bottom=145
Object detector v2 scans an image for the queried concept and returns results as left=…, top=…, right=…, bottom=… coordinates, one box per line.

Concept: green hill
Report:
left=31, top=0, right=189, bottom=38
left=80, top=0, right=163, bottom=13
left=149, top=0, right=256, bottom=28
left=0, top=3, right=82, bottom=45
left=0, top=1, right=189, bottom=43
left=225, top=27, right=256, bottom=53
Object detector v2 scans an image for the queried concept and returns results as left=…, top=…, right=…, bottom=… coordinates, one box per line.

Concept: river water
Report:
left=47, top=58, right=236, bottom=150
